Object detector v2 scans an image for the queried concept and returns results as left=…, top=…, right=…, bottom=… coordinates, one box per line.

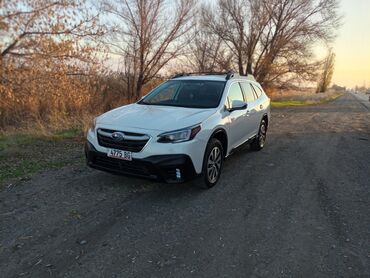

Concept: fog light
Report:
left=176, top=168, right=181, bottom=179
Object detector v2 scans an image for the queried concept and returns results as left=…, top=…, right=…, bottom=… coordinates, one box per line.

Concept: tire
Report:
left=251, top=119, right=267, bottom=151
left=201, top=138, right=224, bottom=189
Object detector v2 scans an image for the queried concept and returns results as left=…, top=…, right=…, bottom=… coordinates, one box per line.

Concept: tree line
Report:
left=0, top=0, right=341, bottom=130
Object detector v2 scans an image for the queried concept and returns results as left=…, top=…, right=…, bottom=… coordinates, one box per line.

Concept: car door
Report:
left=225, top=82, right=248, bottom=148
left=240, top=82, right=261, bottom=138
left=250, top=83, right=268, bottom=129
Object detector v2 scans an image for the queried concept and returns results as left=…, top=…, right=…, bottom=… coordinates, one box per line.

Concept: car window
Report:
left=251, top=84, right=263, bottom=98
left=139, top=80, right=225, bottom=108
left=240, top=82, right=256, bottom=103
left=250, top=84, right=258, bottom=99
left=147, top=82, right=179, bottom=104
left=226, top=83, right=244, bottom=109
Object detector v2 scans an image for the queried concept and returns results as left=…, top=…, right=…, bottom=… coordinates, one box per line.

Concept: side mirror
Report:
left=229, top=100, right=247, bottom=112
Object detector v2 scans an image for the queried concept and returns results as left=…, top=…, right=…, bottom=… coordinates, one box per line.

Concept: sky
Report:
left=102, top=0, right=370, bottom=88
left=330, top=0, right=370, bottom=88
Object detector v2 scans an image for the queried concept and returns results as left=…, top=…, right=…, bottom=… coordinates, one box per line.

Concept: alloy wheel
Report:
left=207, top=146, right=222, bottom=183
left=259, top=123, right=267, bottom=148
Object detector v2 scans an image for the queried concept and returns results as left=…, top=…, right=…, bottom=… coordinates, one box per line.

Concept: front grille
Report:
left=93, top=155, right=152, bottom=177
left=97, top=128, right=150, bottom=152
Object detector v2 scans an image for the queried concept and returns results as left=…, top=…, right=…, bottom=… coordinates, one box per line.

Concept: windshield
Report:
left=138, top=80, right=225, bottom=108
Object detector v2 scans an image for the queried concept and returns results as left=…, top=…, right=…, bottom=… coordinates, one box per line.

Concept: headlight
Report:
left=90, top=118, right=97, bottom=132
left=157, top=125, right=201, bottom=143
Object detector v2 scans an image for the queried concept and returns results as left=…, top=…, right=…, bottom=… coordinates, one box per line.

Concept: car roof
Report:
left=171, top=75, right=228, bottom=81
left=171, top=74, right=257, bottom=83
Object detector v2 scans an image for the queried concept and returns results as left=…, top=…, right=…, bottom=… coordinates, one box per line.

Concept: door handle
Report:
left=260, top=104, right=263, bottom=109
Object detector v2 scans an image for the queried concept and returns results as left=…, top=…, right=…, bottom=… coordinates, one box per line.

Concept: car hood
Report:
left=97, top=104, right=216, bottom=132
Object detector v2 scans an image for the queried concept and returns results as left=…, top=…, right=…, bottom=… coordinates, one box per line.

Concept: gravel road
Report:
left=1, top=93, right=369, bottom=278
left=351, top=92, right=370, bottom=110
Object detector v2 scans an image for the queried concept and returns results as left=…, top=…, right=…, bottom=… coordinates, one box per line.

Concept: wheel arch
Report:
left=209, top=128, right=228, bottom=156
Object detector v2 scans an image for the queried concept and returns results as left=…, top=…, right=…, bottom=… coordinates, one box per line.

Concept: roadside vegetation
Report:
left=1, top=0, right=342, bottom=132
left=0, top=129, right=84, bottom=188
left=271, top=90, right=343, bottom=107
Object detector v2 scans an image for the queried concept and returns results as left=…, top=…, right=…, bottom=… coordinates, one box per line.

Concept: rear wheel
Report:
left=201, top=138, right=223, bottom=188
left=251, top=119, right=267, bottom=151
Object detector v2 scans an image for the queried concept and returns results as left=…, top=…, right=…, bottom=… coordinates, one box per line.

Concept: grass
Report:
left=272, top=100, right=316, bottom=107
left=0, top=160, right=67, bottom=182
left=271, top=93, right=343, bottom=107
left=51, top=128, right=84, bottom=140
left=0, top=134, right=40, bottom=152
left=0, top=128, right=82, bottom=151
left=0, top=128, right=84, bottom=187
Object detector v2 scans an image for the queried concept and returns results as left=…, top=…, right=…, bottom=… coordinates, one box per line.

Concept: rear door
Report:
left=240, top=82, right=260, bottom=137
left=250, top=83, right=268, bottom=125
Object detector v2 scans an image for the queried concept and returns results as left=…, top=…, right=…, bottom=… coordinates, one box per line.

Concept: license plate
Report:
left=107, top=148, right=132, bottom=161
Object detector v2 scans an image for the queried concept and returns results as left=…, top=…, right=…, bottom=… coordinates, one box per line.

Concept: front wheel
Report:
left=251, top=119, right=267, bottom=151
left=201, top=138, right=224, bottom=188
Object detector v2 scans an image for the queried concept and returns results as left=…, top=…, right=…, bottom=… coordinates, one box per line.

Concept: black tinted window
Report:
left=240, top=82, right=256, bottom=103
left=139, top=80, right=225, bottom=108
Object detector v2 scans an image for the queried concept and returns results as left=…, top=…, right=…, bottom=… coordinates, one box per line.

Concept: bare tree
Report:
left=0, top=0, right=103, bottom=59
left=201, top=0, right=271, bottom=75
left=202, top=0, right=247, bottom=75
left=0, top=0, right=105, bottom=128
left=201, top=0, right=341, bottom=87
left=186, top=20, right=232, bottom=73
left=316, top=50, right=335, bottom=93
left=104, top=0, right=195, bottom=99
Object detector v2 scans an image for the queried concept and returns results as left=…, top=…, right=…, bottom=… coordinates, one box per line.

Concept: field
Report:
left=0, top=130, right=84, bottom=188
left=270, top=88, right=343, bottom=106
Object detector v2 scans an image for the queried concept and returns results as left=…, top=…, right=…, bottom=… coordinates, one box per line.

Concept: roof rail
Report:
left=170, top=71, right=257, bottom=81
left=172, top=72, right=188, bottom=79
left=225, top=71, right=235, bottom=80
left=172, top=71, right=239, bottom=80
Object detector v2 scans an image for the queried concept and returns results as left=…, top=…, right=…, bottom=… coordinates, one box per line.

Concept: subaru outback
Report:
left=85, top=72, right=270, bottom=188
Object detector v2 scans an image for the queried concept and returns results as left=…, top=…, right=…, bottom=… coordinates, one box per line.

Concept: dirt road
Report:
left=351, top=92, right=370, bottom=110
left=1, top=93, right=369, bottom=278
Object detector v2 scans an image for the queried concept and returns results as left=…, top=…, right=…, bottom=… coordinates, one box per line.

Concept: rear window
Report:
left=251, top=84, right=263, bottom=98
left=240, top=82, right=256, bottom=103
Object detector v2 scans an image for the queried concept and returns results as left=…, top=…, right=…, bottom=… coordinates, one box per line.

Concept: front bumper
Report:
left=85, top=142, right=198, bottom=183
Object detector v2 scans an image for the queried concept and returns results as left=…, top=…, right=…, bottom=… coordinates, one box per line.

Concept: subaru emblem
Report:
left=111, top=132, right=125, bottom=141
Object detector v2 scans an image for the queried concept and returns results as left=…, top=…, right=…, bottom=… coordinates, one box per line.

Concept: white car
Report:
left=85, top=72, right=270, bottom=188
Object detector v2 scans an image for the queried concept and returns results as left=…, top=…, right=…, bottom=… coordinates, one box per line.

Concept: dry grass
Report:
left=0, top=74, right=162, bottom=135
left=267, top=87, right=343, bottom=106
